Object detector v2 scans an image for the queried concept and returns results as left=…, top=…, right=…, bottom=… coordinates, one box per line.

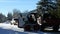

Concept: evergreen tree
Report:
left=0, top=13, right=7, bottom=23
left=13, top=9, right=22, bottom=19
left=7, top=12, right=12, bottom=21
left=57, top=0, right=60, bottom=18
left=37, top=0, right=58, bottom=17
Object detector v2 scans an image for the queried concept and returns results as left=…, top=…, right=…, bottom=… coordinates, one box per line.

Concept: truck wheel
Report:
left=24, top=25, right=31, bottom=31
left=53, top=25, right=59, bottom=31
left=33, top=25, right=40, bottom=31
left=40, top=25, right=45, bottom=31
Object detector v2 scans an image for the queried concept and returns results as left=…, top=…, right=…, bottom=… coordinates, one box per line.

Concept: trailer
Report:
left=40, top=13, right=60, bottom=31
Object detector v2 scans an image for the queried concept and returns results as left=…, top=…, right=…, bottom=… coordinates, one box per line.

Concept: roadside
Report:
left=0, top=23, right=24, bottom=32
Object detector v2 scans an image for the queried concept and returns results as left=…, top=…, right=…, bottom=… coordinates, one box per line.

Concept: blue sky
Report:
left=0, top=0, right=39, bottom=16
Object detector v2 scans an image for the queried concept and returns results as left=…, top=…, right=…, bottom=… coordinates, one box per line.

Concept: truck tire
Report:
left=33, top=24, right=40, bottom=31
left=24, top=25, right=31, bottom=31
left=53, top=25, right=59, bottom=31
left=40, top=23, right=46, bottom=31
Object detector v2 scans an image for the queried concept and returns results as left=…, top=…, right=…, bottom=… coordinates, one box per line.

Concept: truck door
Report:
left=18, top=17, right=25, bottom=28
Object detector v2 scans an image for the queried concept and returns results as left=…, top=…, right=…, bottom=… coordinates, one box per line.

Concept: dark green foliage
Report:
left=0, top=13, right=7, bottom=23
left=7, top=13, right=12, bottom=21
left=37, top=0, right=58, bottom=18
left=13, top=9, right=22, bottom=19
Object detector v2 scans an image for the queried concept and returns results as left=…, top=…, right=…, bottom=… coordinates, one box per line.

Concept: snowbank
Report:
left=0, top=23, right=40, bottom=34
left=0, top=23, right=24, bottom=32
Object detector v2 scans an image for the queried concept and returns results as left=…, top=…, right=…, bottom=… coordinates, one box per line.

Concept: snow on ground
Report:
left=0, top=23, right=60, bottom=31
left=0, top=23, right=24, bottom=32
left=0, top=23, right=60, bottom=34
left=0, top=23, right=41, bottom=34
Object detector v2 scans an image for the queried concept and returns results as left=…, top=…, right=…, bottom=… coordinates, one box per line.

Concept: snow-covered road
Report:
left=0, top=23, right=60, bottom=34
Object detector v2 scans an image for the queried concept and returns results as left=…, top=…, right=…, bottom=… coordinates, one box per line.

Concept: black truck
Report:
left=17, top=12, right=60, bottom=31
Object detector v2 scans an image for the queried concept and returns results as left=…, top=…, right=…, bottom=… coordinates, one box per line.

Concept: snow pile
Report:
left=0, top=23, right=24, bottom=32
left=0, top=23, right=40, bottom=34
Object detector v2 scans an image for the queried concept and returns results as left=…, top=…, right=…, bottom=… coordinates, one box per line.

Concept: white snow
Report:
left=0, top=23, right=40, bottom=34
left=0, top=23, right=60, bottom=34
left=0, top=23, right=24, bottom=32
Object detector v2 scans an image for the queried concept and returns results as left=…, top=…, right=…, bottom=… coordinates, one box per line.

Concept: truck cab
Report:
left=24, top=13, right=40, bottom=31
